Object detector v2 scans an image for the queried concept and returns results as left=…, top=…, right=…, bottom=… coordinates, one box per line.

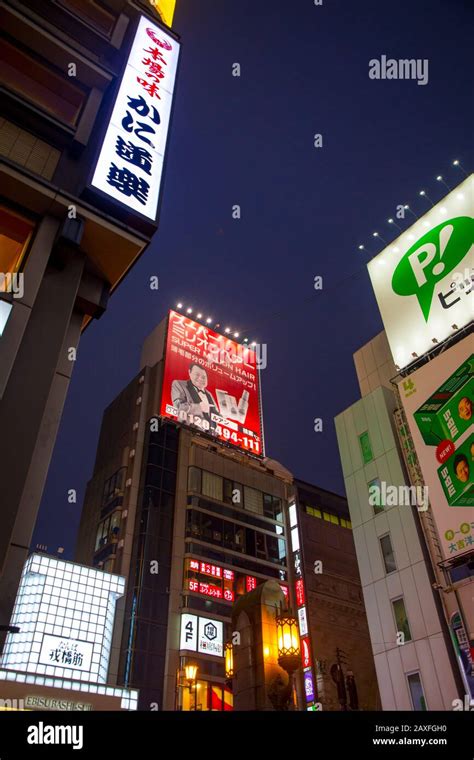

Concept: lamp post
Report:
left=271, top=607, right=300, bottom=710
left=185, top=663, right=198, bottom=711
left=225, top=642, right=234, bottom=681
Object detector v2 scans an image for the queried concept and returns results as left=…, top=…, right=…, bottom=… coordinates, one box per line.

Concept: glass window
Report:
left=223, top=479, right=233, bottom=504
left=407, top=672, right=427, bottom=711
left=330, top=514, right=339, bottom=525
left=368, top=477, right=384, bottom=514
left=340, top=518, right=352, bottom=529
left=380, top=534, right=396, bottom=574
left=0, top=206, right=34, bottom=288
left=359, top=431, right=374, bottom=464
left=202, top=471, right=223, bottom=501
left=392, top=597, right=412, bottom=642
left=323, top=512, right=331, bottom=522
left=188, top=466, right=201, bottom=493
left=0, top=39, right=87, bottom=126
left=244, top=486, right=263, bottom=515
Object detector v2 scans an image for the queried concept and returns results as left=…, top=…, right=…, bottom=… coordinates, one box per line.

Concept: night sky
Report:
left=33, top=0, right=472, bottom=557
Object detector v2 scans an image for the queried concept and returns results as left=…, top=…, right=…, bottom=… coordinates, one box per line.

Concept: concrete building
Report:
left=75, top=313, right=301, bottom=710
left=0, top=0, right=179, bottom=639
left=335, top=332, right=463, bottom=710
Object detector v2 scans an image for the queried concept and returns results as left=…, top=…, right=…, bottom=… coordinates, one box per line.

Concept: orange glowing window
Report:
left=0, top=207, right=34, bottom=291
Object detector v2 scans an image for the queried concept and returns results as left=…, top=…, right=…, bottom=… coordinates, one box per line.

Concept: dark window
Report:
left=0, top=38, right=87, bottom=126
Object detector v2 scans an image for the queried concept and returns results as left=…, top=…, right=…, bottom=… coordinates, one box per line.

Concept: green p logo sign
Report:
left=392, top=216, right=474, bottom=321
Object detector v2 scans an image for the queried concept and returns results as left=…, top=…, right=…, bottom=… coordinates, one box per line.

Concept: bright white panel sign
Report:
left=197, top=617, right=223, bottom=657
left=367, top=175, right=473, bottom=370
left=39, top=635, right=93, bottom=672
left=91, top=15, right=180, bottom=220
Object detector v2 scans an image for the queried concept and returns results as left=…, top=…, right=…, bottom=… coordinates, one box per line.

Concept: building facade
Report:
left=294, top=479, right=380, bottom=710
left=335, top=332, right=464, bottom=710
left=0, top=0, right=179, bottom=639
left=75, top=314, right=299, bottom=711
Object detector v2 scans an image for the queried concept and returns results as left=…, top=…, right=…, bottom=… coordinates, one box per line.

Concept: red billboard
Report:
left=160, top=310, right=264, bottom=455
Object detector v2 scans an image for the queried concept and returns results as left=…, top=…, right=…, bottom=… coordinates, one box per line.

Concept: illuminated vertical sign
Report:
left=246, top=576, right=257, bottom=593
left=91, top=16, right=180, bottom=221
left=295, top=578, right=305, bottom=607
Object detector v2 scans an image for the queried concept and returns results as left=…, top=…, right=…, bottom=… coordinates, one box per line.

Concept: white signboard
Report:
left=180, top=614, right=223, bottom=657
left=368, top=175, right=473, bottom=370
left=91, top=15, right=180, bottom=220
left=180, top=613, right=198, bottom=652
left=39, top=635, right=93, bottom=672
left=197, top=617, right=223, bottom=657
left=298, top=606, right=308, bottom=637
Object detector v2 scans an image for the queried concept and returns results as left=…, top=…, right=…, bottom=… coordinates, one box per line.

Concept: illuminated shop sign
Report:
left=298, top=607, right=308, bottom=637
left=180, top=614, right=223, bottom=658
left=301, top=637, right=311, bottom=669
left=188, top=580, right=234, bottom=602
left=295, top=578, right=305, bottom=607
left=245, top=576, right=257, bottom=593
left=188, top=560, right=234, bottom=580
left=91, top=16, right=180, bottom=221
left=304, top=670, right=315, bottom=702
left=39, top=635, right=93, bottom=672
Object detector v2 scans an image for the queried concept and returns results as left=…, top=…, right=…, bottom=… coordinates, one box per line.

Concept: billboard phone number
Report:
left=167, top=406, right=260, bottom=454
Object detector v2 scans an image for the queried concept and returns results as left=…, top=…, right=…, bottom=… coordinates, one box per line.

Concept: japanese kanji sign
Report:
left=160, top=310, right=264, bottom=456
left=91, top=15, right=179, bottom=220
left=398, top=335, right=474, bottom=560
left=39, top=635, right=93, bottom=672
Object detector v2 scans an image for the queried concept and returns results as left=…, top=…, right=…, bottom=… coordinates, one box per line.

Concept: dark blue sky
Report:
left=33, top=0, right=472, bottom=557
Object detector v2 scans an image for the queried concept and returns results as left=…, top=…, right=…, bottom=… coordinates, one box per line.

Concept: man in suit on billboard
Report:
left=171, top=362, right=219, bottom=432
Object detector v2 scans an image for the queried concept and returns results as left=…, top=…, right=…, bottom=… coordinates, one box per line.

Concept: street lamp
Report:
left=225, top=642, right=234, bottom=680
left=185, top=663, right=198, bottom=711
left=276, top=609, right=300, bottom=674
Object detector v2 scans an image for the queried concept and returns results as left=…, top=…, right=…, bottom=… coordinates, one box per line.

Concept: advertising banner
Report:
left=398, top=337, right=473, bottom=559
left=368, top=175, right=473, bottom=369
left=160, top=310, right=264, bottom=456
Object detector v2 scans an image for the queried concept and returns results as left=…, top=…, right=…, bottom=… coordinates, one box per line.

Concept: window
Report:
left=359, top=431, right=374, bottom=464
left=306, top=506, right=322, bottom=518
left=392, top=597, right=412, bottom=642
left=57, top=0, right=116, bottom=35
left=188, top=466, right=201, bottom=493
left=407, top=672, right=427, bottom=711
left=0, top=206, right=34, bottom=288
left=264, top=494, right=282, bottom=520
left=322, top=512, right=331, bottom=522
left=202, top=471, right=223, bottom=501
left=368, top=478, right=384, bottom=514
left=340, top=518, right=352, bottom=529
left=102, top=468, right=125, bottom=507
left=380, top=534, right=397, bottom=574
left=94, top=511, right=121, bottom=551
left=0, top=39, right=87, bottom=126
left=244, top=486, right=263, bottom=515
left=223, top=479, right=242, bottom=508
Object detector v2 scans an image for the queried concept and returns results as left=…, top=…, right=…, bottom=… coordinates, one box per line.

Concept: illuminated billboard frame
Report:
left=368, top=175, right=473, bottom=370
left=90, top=15, right=180, bottom=222
left=160, top=310, right=265, bottom=456
left=398, top=336, right=473, bottom=560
